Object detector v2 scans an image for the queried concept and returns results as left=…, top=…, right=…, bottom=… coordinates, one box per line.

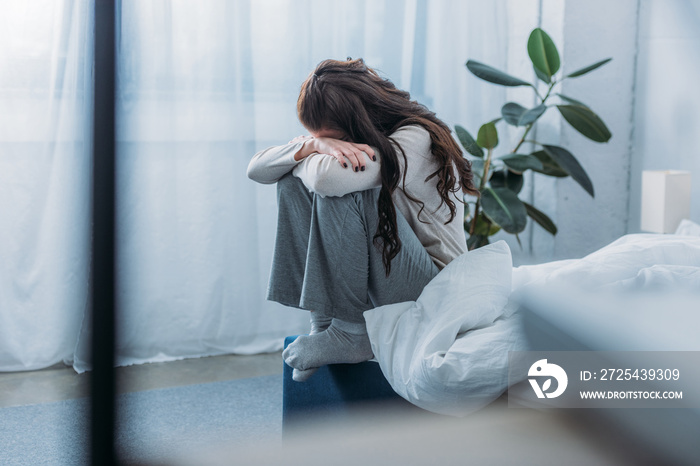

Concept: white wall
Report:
left=548, top=0, right=640, bottom=260
left=628, top=0, right=700, bottom=232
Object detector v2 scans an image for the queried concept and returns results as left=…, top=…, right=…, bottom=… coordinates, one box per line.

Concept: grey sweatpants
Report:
left=267, top=173, right=439, bottom=323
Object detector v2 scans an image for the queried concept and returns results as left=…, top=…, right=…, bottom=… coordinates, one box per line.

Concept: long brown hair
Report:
left=297, top=58, right=478, bottom=275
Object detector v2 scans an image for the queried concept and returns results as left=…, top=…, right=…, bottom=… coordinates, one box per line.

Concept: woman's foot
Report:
left=283, top=318, right=374, bottom=375
left=291, top=312, right=333, bottom=382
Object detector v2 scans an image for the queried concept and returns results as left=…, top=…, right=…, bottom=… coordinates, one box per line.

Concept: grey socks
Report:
left=308, top=311, right=332, bottom=335
left=284, top=318, right=374, bottom=381
left=291, top=312, right=332, bottom=382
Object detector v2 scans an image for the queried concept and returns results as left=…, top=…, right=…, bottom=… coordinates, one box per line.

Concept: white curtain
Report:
left=0, top=0, right=93, bottom=371
left=1, top=0, right=526, bottom=373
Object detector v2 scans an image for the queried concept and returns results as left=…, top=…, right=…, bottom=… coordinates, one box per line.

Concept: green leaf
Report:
left=470, top=158, right=484, bottom=185
left=467, top=234, right=490, bottom=250
left=476, top=122, right=499, bottom=149
left=527, top=28, right=560, bottom=78
left=470, top=158, right=485, bottom=175
left=557, top=94, right=589, bottom=108
left=488, top=117, right=503, bottom=125
left=455, top=125, right=484, bottom=158
left=542, top=145, right=595, bottom=197
left=557, top=105, right=612, bottom=143
left=530, top=150, right=568, bottom=177
left=473, top=213, right=502, bottom=236
left=501, top=103, right=526, bottom=126
left=489, top=169, right=524, bottom=194
left=523, top=201, right=558, bottom=235
left=519, top=104, right=547, bottom=126
left=466, top=60, right=533, bottom=87
left=565, top=58, right=612, bottom=78
left=499, top=154, right=544, bottom=174
left=534, top=65, right=551, bottom=84
left=501, top=103, right=546, bottom=127
left=481, top=187, right=527, bottom=234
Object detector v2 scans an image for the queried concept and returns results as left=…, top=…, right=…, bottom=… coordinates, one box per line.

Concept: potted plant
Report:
left=456, top=28, right=612, bottom=250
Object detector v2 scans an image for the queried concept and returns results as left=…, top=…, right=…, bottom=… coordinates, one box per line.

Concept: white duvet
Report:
left=363, top=220, right=700, bottom=416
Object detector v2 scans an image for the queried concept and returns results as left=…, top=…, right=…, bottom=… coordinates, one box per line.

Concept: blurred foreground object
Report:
left=517, top=282, right=700, bottom=465
left=174, top=399, right=657, bottom=466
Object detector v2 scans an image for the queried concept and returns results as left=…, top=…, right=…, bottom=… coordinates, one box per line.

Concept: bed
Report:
left=363, top=219, right=700, bottom=416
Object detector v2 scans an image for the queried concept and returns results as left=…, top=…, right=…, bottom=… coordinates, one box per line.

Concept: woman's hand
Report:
left=309, top=137, right=376, bottom=172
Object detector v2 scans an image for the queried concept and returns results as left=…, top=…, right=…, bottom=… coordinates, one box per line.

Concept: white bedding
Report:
left=363, top=221, right=700, bottom=416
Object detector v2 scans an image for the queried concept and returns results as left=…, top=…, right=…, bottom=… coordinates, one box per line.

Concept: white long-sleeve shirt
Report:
left=247, top=125, right=467, bottom=269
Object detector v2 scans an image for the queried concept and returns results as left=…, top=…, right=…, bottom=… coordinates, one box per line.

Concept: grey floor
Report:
left=0, top=352, right=283, bottom=409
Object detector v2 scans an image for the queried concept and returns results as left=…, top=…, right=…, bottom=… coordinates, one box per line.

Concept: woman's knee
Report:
left=276, top=172, right=305, bottom=195
left=312, top=190, right=381, bottom=231
left=315, top=187, right=380, bottom=209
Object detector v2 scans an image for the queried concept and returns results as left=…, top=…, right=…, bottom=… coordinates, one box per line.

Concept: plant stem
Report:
left=512, top=125, right=534, bottom=154
left=532, top=87, right=544, bottom=101
left=469, top=147, right=493, bottom=236
left=513, top=80, right=557, bottom=154
left=469, top=79, right=558, bottom=244
left=541, top=79, right=556, bottom=103
left=480, top=148, right=493, bottom=192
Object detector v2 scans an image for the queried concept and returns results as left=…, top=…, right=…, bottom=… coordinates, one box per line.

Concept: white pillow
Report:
left=364, top=241, right=523, bottom=416
left=533, top=234, right=700, bottom=291
left=675, top=219, right=700, bottom=237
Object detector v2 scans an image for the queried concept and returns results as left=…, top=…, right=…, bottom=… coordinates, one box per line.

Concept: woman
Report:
left=247, top=58, right=477, bottom=382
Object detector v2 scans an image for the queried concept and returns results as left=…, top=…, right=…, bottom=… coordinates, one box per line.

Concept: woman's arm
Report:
left=294, top=125, right=430, bottom=197
left=247, top=136, right=376, bottom=185
left=293, top=150, right=381, bottom=197
left=246, top=140, right=313, bottom=184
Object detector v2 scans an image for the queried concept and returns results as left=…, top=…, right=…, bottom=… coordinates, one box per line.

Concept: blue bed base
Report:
left=282, top=335, right=420, bottom=431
